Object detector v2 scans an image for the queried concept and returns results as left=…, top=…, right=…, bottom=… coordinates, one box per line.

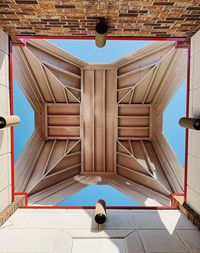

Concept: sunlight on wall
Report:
left=14, top=80, right=35, bottom=162
left=158, top=211, right=181, bottom=235
left=163, top=79, right=186, bottom=167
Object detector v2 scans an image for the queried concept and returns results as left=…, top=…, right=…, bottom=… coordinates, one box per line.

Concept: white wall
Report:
left=0, top=209, right=199, bottom=253
left=0, top=28, right=12, bottom=212
left=187, top=30, right=200, bottom=214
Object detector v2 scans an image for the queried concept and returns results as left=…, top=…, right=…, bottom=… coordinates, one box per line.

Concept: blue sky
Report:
left=163, top=79, right=186, bottom=166
left=48, top=39, right=151, bottom=63
left=13, top=80, right=34, bottom=162
left=13, top=39, right=186, bottom=205
left=57, top=185, right=140, bottom=206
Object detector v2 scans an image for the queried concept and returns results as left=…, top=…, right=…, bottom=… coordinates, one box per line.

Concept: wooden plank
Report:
left=15, top=129, right=44, bottom=191
left=117, top=165, right=170, bottom=196
left=27, top=40, right=84, bottom=70
left=92, top=70, right=95, bottom=172
left=142, top=64, right=159, bottom=104
left=43, top=66, right=67, bottom=103
left=17, top=48, right=45, bottom=105
left=13, top=51, right=43, bottom=115
left=118, top=127, right=149, bottom=138
left=118, top=137, right=150, bottom=141
left=118, top=105, right=150, bottom=116
left=82, top=70, right=94, bottom=172
left=152, top=50, right=180, bottom=104
left=44, top=62, right=81, bottom=79
left=94, top=70, right=103, bottom=172
left=118, top=117, right=149, bottom=127
left=41, top=65, right=56, bottom=102
left=25, top=140, right=55, bottom=192
left=102, top=70, right=106, bottom=172
left=48, top=126, right=80, bottom=137
left=48, top=116, right=80, bottom=126
left=106, top=70, right=116, bottom=173
left=44, top=103, right=48, bottom=139
left=80, top=69, right=84, bottom=172
left=28, top=165, right=81, bottom=195
left=26, top=42, right=81, bottom=73
left=117, top=152, right=149, bottom=175
left=114, top=42, right=174, bottom=72
left=117, top=63, right=156, bottom=79
left=50, top=153, right=81, bottom=174
left=47, top=104, right=80, bottom=115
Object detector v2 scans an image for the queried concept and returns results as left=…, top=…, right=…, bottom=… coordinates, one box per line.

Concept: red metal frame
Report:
left=10, top=35, right=190, bottom=209
left=184, top=39, right=191, bottom=203
left=16, top=35, right=187, bottom=41
left=9, top=38, right=15, bottom=203
left=20, top=205, right=178, bottom=209
left=169, top=192, right=184, bottom=203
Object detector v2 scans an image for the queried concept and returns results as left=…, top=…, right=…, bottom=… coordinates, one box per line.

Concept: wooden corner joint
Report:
left=171, top=195, right=200, bottom=231
left=0, top=195, right=26, bottom=226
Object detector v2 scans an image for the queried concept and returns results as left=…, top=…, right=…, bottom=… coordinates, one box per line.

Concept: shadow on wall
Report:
left=1, top=207, right=198, bottom=252
left=83, top=208, right=197, bottom=252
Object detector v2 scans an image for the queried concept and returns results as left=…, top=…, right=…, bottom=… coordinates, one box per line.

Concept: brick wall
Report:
left=0, top=1, right=200, bottom=44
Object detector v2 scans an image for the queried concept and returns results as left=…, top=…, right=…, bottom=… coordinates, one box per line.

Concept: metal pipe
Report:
left=95, top=22, right=108, bottom=48
left=95, top=199, right=106, bottom=224
left=179, top=117, right=200, bottom=130
left=0, top=115, right=21, bottom=129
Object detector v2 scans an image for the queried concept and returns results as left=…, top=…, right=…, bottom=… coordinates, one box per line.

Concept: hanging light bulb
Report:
left=95, top=22, right=108, bottom=48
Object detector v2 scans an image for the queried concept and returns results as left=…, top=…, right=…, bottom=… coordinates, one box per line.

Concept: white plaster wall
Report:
left=0, top=28, right=12, bottom=213
left=0, top=209, right=199, bottom=253
left=187, top=30, right=200, bottom=214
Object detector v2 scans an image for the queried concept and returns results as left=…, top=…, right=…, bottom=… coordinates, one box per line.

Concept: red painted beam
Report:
left=15, top=35, right=188, bottom=45
left=9, top=38, right=15, bottom=202
left=184, top=40, right=191, bottom=203
left=20, top=205, right=178, bottom=210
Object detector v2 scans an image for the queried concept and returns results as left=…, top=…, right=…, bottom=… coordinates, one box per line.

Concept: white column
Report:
left=187, top=29, right=200, bottom=214
left=0, top=28, right=12, bottom=213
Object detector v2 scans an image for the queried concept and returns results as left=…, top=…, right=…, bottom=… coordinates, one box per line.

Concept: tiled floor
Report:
left=0, top=209, right=199, bottom=253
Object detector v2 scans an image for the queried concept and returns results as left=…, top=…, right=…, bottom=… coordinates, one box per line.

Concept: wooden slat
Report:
left=44, top=62, right=81, bottom=79
left=43, top=66, right=67, bottom=103
left=117, top=63, right=156, bottom=79
left=26, top=41, right=82, bottom=74
left=117, top=165, right=170, bottom=196
left=82, top=70, right=94, bottom=172
left=118, top=117, right=149, bottom=127
left=118, top=127, right=149, bottom=138
left=47, top=103, right=80, bottom=114
left=25, top=140, right=55, bottom=192
left=118, top=105, right=150, bottom=116
left=48, top=126, right=80, bottom=137
left=48, top=116, right=80, bottom=126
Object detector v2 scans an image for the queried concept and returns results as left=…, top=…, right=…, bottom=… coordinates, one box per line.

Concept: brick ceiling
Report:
left=1, top=0, right=200, bottom=44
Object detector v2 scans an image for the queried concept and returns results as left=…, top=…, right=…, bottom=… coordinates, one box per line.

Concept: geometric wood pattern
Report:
left=26, top=139, right=81, bottom=195
left=45, top=103, right=80, bottom=139
left=118, top=104, right=151, bottom=140
left=82, top=69, right=116, bottom=174
left=13, top=40, right=187, bottom=205
left=117, top=140, right=171, bottom=197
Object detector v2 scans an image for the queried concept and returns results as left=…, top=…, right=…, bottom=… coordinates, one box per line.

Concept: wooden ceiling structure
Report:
left=13, top=40, right=187, bottom=206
